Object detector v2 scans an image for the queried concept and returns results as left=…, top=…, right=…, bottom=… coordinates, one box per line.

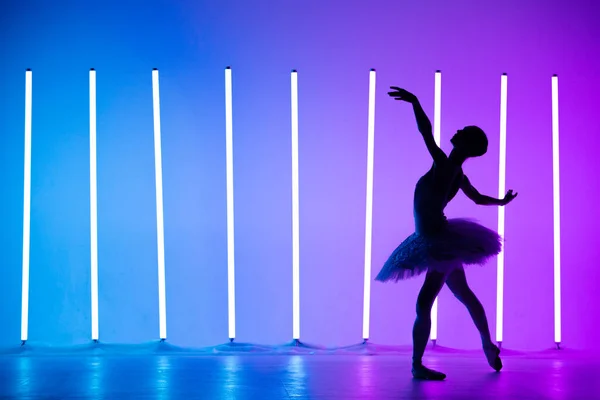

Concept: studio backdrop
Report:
left=0, top=0, right=599, bottom=351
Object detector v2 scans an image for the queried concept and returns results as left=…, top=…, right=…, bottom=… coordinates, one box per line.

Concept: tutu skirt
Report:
left=375, top=218, right=502, bottom=282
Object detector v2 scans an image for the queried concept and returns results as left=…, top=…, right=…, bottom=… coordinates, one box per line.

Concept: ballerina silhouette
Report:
left=376, top=87, right=518, bottom=380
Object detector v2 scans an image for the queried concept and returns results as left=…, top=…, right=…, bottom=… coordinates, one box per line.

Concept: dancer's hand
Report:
left=388, top=87, right=417, bottom=103
left=502, top=190, right=518, bottom=205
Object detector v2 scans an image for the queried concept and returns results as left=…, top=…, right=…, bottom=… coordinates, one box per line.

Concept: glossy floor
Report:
left=1, top=345, right=598, bottom=399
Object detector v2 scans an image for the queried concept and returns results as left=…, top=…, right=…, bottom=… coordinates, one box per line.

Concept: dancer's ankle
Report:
left=412, top=359, right=423, bottom=368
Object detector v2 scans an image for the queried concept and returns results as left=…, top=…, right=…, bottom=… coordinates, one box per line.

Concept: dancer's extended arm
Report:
left=461, top=176, right=518, bottom=206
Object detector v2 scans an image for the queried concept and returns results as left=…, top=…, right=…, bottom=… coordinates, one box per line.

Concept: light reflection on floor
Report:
left=1, top=346, right=598, bottom=399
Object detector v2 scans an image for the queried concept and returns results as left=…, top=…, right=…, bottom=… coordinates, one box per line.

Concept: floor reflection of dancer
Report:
left=376, top=87, right=518, bottom=380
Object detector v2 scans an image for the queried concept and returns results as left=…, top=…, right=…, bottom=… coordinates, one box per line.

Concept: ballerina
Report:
left=376, top=87, right=518, bottom=380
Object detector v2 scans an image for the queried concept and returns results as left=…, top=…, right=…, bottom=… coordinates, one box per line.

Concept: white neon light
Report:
left=496, top=73, right=508, bottom=343
left=362, top=69, right=376, bottom=340
left=431, top=70, right=441, bottom=341
left=551, top=75, right=561, bottom=344
left=225, top=67, right=236, bottom=340
left=291, top=70, right=300, bottom=340
left=152, top=68, right=167, bottom=340
left=433, top=71, right=442, bottom=146
left=90, top=69, right=99, bottom=341
left=21, top=69, right=32, bottom=342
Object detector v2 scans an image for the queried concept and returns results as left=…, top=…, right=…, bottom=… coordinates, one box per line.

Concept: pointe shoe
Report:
left=483, top=343, right=503, bottom=371
left=411, top=364, right=447, bottom=380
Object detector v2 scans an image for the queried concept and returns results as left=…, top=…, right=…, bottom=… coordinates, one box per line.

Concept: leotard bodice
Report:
left=413, top=159, right=463, bottom=234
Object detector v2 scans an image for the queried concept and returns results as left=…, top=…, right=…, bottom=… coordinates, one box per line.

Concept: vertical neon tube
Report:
left=90, top=68, right=99, bottom=341
left=152, top=68, right=167, bottom=340
left=362, top=69, right=376, bottom=341
left=291, top=70, right=300, bottom=340
left=21, top=69, right=32, bottom=343
left=431, top=70, right=442, bottom=342
left=551, top=75, right=561, bottom=345
left=225, top=67, right=236, bottom=340
left=496, top=73, right=508, bottom=344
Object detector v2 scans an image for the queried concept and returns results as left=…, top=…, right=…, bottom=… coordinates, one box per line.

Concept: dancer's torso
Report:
left=413, top=160, right=463, bottom=234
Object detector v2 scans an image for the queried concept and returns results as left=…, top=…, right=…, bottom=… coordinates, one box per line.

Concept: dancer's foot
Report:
left=411, top=363, right=447, bottom=380
left=483, top=343, right=502, bottom=371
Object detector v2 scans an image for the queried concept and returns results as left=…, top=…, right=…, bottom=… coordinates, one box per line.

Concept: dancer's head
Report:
left=451, top=126, right=488, bottom=158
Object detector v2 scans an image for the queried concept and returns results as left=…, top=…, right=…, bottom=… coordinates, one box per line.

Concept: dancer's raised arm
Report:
left=388, top=87, right=446, bottom=164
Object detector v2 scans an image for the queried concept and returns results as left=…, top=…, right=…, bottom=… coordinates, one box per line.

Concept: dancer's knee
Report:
left=451, top=286, right=476, bottom=305
left=416, top=271, right=444, bottom=318
left=446, top=270, right=475, bottom=304
left=416, top=297, right=435, bottom=318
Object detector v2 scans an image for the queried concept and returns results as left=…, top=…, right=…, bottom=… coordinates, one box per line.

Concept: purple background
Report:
left=0, top=0, right=598, bottom=350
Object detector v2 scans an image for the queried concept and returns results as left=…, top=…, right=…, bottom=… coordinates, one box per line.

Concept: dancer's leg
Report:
left=446, top=268, right=502, bottom=371
left=445, top=268, right=492, bottom=345
left=412, top=270, right=446, bottom=380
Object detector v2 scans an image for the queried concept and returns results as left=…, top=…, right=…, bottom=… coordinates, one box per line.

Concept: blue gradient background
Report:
left=0, top=0, right=598, bottom=350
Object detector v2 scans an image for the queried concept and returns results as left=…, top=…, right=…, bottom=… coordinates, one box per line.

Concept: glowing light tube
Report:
left=152, top=68, right=167, bottom=340
left=90, top=68, right=99, bottom=341
left=551, top=75, right=562, bottom=345
left=431, top=70, right=442, bottom=342
left=225, top=67, right=236, bottom=340
left=291, top=70, right=300, bottom=340
left=362, top=69, right=376, bottom=340
left=496, top=73, right=508, bottom=344
left=21, top=69, right=32, bottom=343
